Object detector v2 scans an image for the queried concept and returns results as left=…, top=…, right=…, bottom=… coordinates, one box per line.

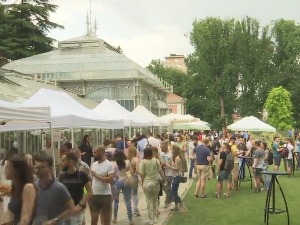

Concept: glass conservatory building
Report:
left=2, top=34, right=172, bottom=116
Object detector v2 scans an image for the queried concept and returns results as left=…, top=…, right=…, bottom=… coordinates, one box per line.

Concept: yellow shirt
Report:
left=230, top=144, right=239, bottom=164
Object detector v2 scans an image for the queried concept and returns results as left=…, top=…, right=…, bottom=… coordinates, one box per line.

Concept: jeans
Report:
left=189, top=158, right=195, bottom=178
left=262, top=165, right=270, bottom=190
left=238, top=157, right=245, bottom=180
left=114, top=179, right=133, bottom=221
left=131, top=175, right=139, bottom=212
left=171, top=176, right=182, bottom=204
left=163, top=176, right=173, bottom=204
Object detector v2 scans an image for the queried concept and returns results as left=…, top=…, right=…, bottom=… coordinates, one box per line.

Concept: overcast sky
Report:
left=48, top=0, right=300, bottom=66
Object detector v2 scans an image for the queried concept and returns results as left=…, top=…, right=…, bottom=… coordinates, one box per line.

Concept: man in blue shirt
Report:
left=194, top=138, right=213, bottom=198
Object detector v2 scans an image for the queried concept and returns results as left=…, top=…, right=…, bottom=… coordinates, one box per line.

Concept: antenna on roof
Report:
left=94, top=17, right=98, bottom=35
left=86, top=0, right=93, bottom=36
left=89, top=0, right=92, bottom=34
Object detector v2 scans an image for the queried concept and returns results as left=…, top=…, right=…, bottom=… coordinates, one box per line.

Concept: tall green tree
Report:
left=271, top=19, right=300, bottom=126
left=147, top=59, right=186, bottom=97
left=0, top=0, right=63, bottom=61
left=185, top=18, right=242, bottom=128
left=264, top=86, right=294, bottom=130
left=234, top=17, right=273, bottom=117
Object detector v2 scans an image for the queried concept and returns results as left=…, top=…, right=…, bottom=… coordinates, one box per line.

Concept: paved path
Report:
left=84, top=179, right=193, bottom=225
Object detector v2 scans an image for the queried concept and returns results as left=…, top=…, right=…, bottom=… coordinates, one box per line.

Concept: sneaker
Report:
left=178, top=204, right=187, bottom=212
left=133, top=210, right=140, bottom=217
left=112, top=218, right=117, bottom=223
left=164, top=203, right=171, bottom=208
left=215, top=192, right=221, bottom=198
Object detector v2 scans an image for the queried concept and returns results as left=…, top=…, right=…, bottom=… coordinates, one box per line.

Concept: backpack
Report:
left=267, top=150, right=273, bottom=165
left=224, top=152, right=234, bottom=171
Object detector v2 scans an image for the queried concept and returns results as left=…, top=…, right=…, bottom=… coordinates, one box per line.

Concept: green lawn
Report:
left=167, top=171, right=299, bottom=225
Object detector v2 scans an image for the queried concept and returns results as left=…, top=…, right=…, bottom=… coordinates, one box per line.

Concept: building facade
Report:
left=2, top=34, right=172, bottom=116
left=164, top=54, right=187, bottom=73
left=166, top=93, right=186, bottom=115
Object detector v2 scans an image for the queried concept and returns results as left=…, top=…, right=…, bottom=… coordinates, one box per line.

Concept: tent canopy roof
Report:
left=132, top=105, right=170, bottom=126
left=93, top=99, right=152, bottom=127
left=227, top=116, right=276, bottom=132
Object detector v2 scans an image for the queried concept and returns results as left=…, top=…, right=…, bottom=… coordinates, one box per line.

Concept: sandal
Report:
left=112, top=218, right=117, bottom=223
left=200, top=195, right=209, bottom=199
left=194, top=194, right=199, bottom=198
left=215, top=192, right=221, bottom=198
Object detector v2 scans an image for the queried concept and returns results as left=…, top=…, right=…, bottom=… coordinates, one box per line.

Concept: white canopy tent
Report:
left=22, top=88, right=124, bottom=130
left=131, top=105, right=170, bottom=126
left=227, top=116, right=276, bottom=132
left=159, top=113, right=197, bottom=124
left=93, top=99, right=152, bottom=127
left=173, top=121, right=211, bottom=130
left=0, top=100, right=51, bottom=131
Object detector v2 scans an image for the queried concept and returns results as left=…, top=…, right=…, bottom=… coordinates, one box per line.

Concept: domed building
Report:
left=2, top=34, right=172, bottom=116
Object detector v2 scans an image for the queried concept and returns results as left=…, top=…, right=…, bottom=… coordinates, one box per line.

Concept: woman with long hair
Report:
left=112, top=150, right=135, bottom=225
left=167, top=145, right=186, bottom=211
left=5, top=154, right=36, bottom=225
left=127, top=147, right=140, bottom=217
left=174, top=135, right=188, bottom=173
left=140, top=147, right=167, bottom=225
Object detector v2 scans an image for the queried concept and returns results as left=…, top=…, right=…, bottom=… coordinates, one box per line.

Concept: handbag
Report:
left=125, top=171, right=136, bottom=188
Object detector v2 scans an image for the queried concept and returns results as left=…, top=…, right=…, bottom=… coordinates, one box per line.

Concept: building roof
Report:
left=2, top=34, right=172, bottom=93
left=167, top=93, right=184, bottom=102
left=0, top=70, right=97, bottom=109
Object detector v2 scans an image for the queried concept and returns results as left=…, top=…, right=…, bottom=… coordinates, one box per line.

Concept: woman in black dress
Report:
left=78, top=135, right=93, bottom=167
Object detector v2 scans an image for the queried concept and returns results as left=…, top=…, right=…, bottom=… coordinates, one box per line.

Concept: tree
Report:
left=0, top=0, right=63, bottom=61
left=271, top=19, right=300, bottom=127
left=147, top=59, right=186, bottom=97
left=185, top=18, right=242, bottom=128
left=264, top=86, right=294, bottom=130
left=234, top=17, right=273, bottom=117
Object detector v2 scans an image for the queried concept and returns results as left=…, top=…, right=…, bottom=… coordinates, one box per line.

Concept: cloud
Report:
left=47, top=0, right=300, bottom=67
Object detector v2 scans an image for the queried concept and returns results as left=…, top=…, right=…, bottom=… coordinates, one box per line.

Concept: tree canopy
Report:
left=147, top=59, right=186, bottom=97
left=0, top=0, right=63, bottom=61
left=264, top=86, right=294, bottom=130
left=148, top=17, right=300, bottom=129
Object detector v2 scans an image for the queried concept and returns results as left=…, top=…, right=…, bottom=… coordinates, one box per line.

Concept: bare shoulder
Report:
left=23, top=183, right=35, bottom=190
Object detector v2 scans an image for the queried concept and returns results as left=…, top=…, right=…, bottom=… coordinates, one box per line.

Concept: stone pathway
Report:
left=84, top=179, right=193, bottom=225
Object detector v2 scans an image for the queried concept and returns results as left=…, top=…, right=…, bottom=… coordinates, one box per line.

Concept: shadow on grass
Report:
left=167, top=172, right=298, bottom=225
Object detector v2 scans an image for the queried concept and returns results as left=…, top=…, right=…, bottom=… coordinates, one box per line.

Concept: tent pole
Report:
left=49, top=122, right=56, bottom=178
left=123, top=128, right=126, bottom=150
left=71, top=128, right=74, bottom=148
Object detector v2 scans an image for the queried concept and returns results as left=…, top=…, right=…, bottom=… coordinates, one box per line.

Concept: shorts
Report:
left=274, top=156, right=282, bottom=167
left=253, top=168, right=262, bottom=177
left=285, top=159, right=293, bottom=168
left=218, top=170, right=231, bottom=182
left=89, top=195, right=112, bottom=213
left=196, top=165, right=210, bottom=179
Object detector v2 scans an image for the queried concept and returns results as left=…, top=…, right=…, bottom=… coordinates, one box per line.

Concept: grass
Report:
left=167, top=169, right=299, bottom=225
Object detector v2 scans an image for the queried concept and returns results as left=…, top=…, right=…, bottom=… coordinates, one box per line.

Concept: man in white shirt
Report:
left=147, top=132, right=161, bottom=151
left=89, top=146, right=114, bottom=225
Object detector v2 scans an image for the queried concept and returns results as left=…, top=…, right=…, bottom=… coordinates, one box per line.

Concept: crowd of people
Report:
left=0, top=130, right=299, bottom=225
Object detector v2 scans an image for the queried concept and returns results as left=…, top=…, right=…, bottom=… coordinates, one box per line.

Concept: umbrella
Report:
left=227, top=116, right=276, bottom=132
